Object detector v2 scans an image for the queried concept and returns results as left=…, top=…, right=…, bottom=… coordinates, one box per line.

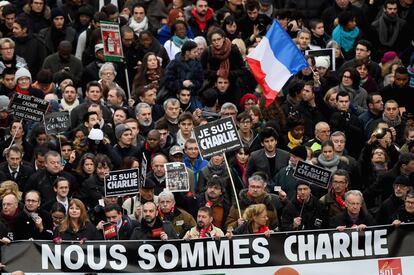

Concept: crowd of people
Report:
left=0, top=0, right=412, bottom=257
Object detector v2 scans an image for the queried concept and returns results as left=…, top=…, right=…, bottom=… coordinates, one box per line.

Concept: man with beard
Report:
left=122, top=178, right=159, bottom=221
left=370, top=0, right=408, bottom=57
left=157, top=190, right=196, bottom=238
left=42, top=40, right=82, bottom=86
left=130, top=201, right=177, bottom=240
left=183, top=206, right=224, bottom=239
left=188, top=0, right=217, bottom=38
left=196, top=176, right=231, bottom=230
left=59, top=84, right=79, bottom=113
left=135, top=102, right=153, bottom=137
left=377, top=175, right=412, bottom=225
left=281, top=181, right=327, bottom=231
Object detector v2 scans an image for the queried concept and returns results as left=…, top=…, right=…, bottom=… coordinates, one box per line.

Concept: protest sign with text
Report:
left=10, top=93, right=49, bottom=122
left=100, top=21, right=123, bottom=62
left=293, top=160, right=332, bottom=188
left=104, top=168, right=139, bottom=197
left=44, top=112, right=70, bottom=135
left=193, top=117, right=242, bottom=158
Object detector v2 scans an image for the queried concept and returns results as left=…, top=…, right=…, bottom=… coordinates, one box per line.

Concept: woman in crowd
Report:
left=222, top=15, right=240, bottom=41
left=332, top=11, right=361, bottom=60
left=0, top=181, right=21, bottom=202
left=54, top=199, right=101, bottom=242
left=354, top=59, right=378, bottom=94
left=249, top=105, right=265, bottom=134
left=74, top=153, right=96, bottom=186
left=326, top=40, right=345, bottom=72
left=336, top=67, right=368, bottom=115
left=322, top=87, right=338, bottom=118
left=312, top=140, right=350, bottom=174
left=201, top=28, right=244, bottom=86
left=132, top=52, right=164, bottom=96
left=233, top=204, right=272, bottom=236
left=231, top=146, right=250, bottom=193
left=0, top=38, right=27, bottom=74
left=50, top=202, right=66, bottom=231
left=158, top=8, right=194, bottom=45
left=164, top=20, right=191, bottom=60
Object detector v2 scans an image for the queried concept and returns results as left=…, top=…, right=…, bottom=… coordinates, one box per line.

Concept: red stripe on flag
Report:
left=246, top=57, right=279, bottom=107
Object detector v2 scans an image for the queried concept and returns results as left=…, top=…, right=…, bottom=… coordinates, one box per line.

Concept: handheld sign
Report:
left=293, top=160, right=332, bottom=189
left=140, top=153, right=147, bottom=187
left=165, top=162, right=189, bottom=192
left=10, top=93, right=49, bottom=122
left=44, top=112, right=70, bottom=135
left=100, top=21, right=124, bottom=62
left=193, top=116, right=242, bottom=158
left=104, top=168, right=139, bottom=197
left=305, top=48, right=336, bottom=71
left=102, top=222, right=118, bottom=240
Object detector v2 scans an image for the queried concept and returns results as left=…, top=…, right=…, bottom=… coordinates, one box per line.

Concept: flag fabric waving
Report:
left=246, top=20, right=309, bottom=107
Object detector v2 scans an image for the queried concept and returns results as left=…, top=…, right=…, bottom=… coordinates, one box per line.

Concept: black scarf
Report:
left=372, top=13, right=405, bottom=47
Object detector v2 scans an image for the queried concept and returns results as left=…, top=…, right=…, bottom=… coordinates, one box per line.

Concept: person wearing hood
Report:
left=164, top=40, right=203, bottom=97
left=188, top=0, right=217, bottom=38
left=20, top=0, right=51, bottom=34
left=38, top=8, right=76, bottom=55
left=42, top=40, right=82, bottom=86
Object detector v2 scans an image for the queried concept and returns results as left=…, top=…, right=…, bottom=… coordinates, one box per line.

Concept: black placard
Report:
left=193, top=117, right=242, bottom=158
left=104, top=168, right=139, bottom=197
left=293, top=160, right=332, bottom=188
left=44, top=112, right=70, bottom=134
left=10, top=93, right=49, bottom=122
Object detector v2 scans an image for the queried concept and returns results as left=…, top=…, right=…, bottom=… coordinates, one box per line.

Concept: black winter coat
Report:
left=56, top=222, right=102, bottom=241
left=329, top=210, right=376, bottom=228
left=13, top=209, right=53, bottom=240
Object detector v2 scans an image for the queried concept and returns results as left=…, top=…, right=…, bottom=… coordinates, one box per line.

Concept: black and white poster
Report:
left=10, top=93, right=49, bottom=122
left=305, top=48, right=336, bottom=71
left=44, top=112, right=70, bottom=135
left=293, top=160, right=332, bottom=189
left=193, top=116, right=242, bottom=158
left=165, top=162, right=189, bottom=192
left=104, top=168, right=139, bottom=197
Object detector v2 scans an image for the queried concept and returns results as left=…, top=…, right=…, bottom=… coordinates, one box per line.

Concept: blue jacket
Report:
left=183, top=155, right=208, bottom=193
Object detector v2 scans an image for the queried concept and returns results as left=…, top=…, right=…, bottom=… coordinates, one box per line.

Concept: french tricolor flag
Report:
left=247, top=20, right=309, bottom=107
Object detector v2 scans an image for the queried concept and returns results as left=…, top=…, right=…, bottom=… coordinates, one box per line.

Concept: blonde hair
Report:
left=232, top=38, right=246, bottom=57
left=243, top=203, right=267, bottom=221
left=323, top=87, right=338, bottom=104
left=0, top=180, right=21, bottom=200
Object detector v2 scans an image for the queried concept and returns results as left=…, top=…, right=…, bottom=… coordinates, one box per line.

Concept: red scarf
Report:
left=16, top=86, right=30, bottom=95
left=210, top=38, right=232, bottom=78
left=335, top=195, right=346, bottom=209
left=157, top=205, right=175, bottom=220
left=235, top=160, right=248, bottom=188
left=256, top=225, right=269, bottom=234
left=199, top=224, right=212, bottom=238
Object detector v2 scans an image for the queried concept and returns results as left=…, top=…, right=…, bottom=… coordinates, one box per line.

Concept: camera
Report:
left=375, top=128, right=387, bottom=139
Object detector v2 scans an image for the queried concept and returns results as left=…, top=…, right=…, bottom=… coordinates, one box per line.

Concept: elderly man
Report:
left=157, top=190, right=196, bottom=238
left=330, top=190, right=375, bottom=231
left=156, top=98, right=180, bottom=134
left=1, top=193, right=19, bottom=240
left=225, top=173, right=281, bottom=231
left=135, top=102, right=154, bottom=137
left=147, top=153, right=168, bottom=195
left=129, top=201, right=177, bottom=240
left=304, top=121, right=330, bottom=154
left=184, top=206, right=224, bottom=240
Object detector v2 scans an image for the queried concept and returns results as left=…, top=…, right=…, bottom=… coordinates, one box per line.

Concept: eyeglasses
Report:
left=405, top=200, right=414, bottom=205
left=1, top=47, right=14, bottom=51
left=342, top=75, right=352, bottom=79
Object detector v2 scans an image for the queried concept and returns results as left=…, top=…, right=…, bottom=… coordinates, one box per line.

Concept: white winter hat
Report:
left=315, top=56, right=330, bottom=69
left=15, top=67, right=32, bottom=83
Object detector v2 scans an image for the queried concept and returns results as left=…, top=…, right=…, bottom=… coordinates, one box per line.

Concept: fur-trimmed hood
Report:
left=23, top=3, right=51, bottom=19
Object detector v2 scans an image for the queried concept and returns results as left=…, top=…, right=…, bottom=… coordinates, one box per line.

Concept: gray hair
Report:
left=163, top=98, right=180, bottom=110
left=109, top=84, right=126, bottom=102
left=135, top=102, right=151, bottom=116
left=344, top=190, right=364, bottom=202
left=158, top=190, right=175, bottom=202
left=330, top=131, right=346, bottom=141
left=220, top=102, right=237, bottom=114
left=194, top=36, right=207, bottom=47
left=248, top=174, right=267, bottom=187
left=99, top=62, right=117, bottom=77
